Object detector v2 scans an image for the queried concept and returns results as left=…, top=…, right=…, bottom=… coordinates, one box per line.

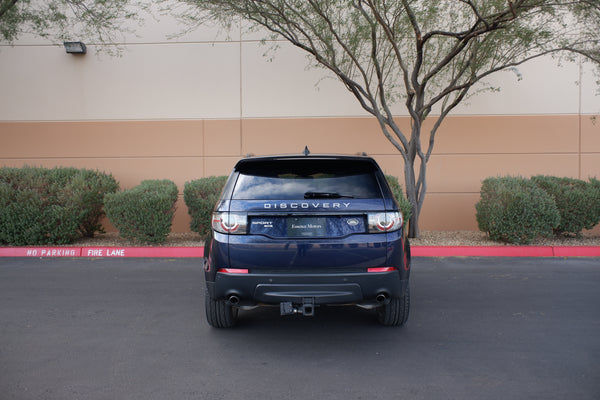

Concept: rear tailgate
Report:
left=228, top=200, right=387, bottom=271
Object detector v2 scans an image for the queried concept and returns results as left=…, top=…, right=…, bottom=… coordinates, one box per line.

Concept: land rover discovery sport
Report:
left=203, top=153, right=411, bottom=327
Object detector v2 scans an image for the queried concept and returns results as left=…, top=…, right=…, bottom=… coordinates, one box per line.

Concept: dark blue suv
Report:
left=203, top=154, right=411, bottom=327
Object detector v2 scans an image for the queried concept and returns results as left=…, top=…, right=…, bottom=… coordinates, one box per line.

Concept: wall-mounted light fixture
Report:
left=63, top=41, right=87, bottom=54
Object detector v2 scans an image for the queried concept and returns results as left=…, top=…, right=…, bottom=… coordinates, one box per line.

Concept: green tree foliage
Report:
left=0, top=0, right=140, bottom=45
left=170, top=0, right=600, bottom=237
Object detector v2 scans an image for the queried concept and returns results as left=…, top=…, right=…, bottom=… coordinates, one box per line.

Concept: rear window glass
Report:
left=232, top=159, right=382, bottom=200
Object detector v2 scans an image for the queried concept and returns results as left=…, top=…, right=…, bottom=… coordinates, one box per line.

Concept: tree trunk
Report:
left=403, top=158, right=421, bottom=239
left=408, top=210, right=420, bottom=238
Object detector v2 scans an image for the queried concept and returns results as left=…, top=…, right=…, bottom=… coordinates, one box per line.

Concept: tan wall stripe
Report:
left=1, top=115, right=599, bottom=232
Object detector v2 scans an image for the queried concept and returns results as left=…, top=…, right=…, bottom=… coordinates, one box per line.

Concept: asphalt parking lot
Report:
left=1, top=257, right=599, bottom=400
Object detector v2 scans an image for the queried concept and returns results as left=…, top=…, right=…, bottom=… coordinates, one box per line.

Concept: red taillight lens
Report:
left=368, top=267, right=397, bottom=273
left=367, top=212, right=403, bottom=233
left=218, top=268, right=249, bottom=274
left=212, top=212, right=248, bottom=234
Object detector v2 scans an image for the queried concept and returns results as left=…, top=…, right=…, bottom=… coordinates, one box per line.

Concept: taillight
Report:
left=212, top=212, right=248, bottom=234
left=218, top=268, right=249, bottom=274
left=368, top=267, right=397, bottom=273
left=368, top=212, right=403, bottom=233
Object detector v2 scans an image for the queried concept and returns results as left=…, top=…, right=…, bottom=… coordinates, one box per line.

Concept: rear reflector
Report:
left=218, top=268, right=249, bottom=274
left=367, top=267, right=397, bottom=273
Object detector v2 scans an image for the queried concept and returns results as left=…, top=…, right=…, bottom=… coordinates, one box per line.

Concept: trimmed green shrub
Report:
left=104, top=180, right=179, bottom=244
left=0, top=183, right=80, bottom=245
left=590, top=178, right=600, bottom=222
left=385, top=174, right=413, bottom=226
left=532, top=176, right=600, bottom=236
left=0, top=166, right=118, bottom=245
left=184, top=176, right=228, bottom=238
left=476, top=176, right=560, bottom=244
left=65, top=170, right=120, bottom=237
left=585, top=177, right=600, bottom=229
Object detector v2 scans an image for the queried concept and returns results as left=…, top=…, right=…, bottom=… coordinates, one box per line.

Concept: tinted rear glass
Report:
left=232, top=159, right=382, bottom=200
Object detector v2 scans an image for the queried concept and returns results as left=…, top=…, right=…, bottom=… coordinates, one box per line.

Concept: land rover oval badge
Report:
left=347, top=218, right=359, bottom=226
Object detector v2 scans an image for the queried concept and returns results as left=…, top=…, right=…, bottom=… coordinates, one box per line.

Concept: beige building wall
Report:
left=1, top=14, right=599, bottom=233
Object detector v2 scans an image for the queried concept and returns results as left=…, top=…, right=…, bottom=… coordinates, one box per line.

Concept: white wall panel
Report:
left=1, top=20, right=595, bottom=121
left=0, top=46, right=86, bottom=120
left=451, top=56, right=580, bottom=115
left=120, top=5, right=240, bottom=45
left=81, top=42, right=240, bottom=120
left=241, top=41, right=370, bottom=118
left=581, top=62, right=600, bottom=115
left=0, top=42, right=241, bottom=121
left=241, top=41, right=582, bottom=118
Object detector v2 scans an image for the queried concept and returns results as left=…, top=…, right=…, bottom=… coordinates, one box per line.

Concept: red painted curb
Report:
left=551, top=247, right=600, bottom=257
left=0, top=247, right=204, bottom=258
left=411, top=246, right=600, bottom=257
left=0, top=247, right=80, bottom=257
left=411, top=246, right=554, bottom=257
left=81, top=247, right=204, bottom=258
left=0, top=246, right=598, bottom=258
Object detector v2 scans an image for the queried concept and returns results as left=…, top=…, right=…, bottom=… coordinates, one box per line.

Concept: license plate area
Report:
left=287, top=217, right=326, bottom=237
left=248, top=215, right=366, bottom=238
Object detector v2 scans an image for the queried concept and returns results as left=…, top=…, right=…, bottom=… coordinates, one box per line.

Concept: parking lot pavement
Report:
left=1, top=257, right=599, bottom=400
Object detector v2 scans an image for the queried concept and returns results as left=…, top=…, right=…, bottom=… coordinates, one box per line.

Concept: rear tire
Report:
left=377, top=285, right=410, bottom=327
left=205, top=293, right=238, bottom=328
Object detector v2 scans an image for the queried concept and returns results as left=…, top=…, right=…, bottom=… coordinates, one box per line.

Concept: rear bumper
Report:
left=206, top=271, right=408, bottom=306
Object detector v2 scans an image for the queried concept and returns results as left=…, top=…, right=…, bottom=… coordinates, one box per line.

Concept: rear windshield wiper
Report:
left=304, top=191, right=354, bottom=199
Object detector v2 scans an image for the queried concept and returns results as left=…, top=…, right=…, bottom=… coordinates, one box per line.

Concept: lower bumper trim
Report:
left=208, top=271, right=407, bottom=306
left=256, top=283, right=362, bottom=304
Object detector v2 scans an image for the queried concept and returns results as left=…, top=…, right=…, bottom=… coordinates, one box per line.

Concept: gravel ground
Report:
left=55, top=229, right=600, bottom=247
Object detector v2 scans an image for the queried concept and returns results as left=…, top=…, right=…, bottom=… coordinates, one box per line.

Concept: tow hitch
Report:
left=280, top=298, right=315, bottom=316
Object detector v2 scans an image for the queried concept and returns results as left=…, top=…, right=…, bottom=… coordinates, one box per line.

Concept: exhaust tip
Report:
left=376, top=293, right=389, bottom=303
left=227, top=295, right=240, bottom=305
